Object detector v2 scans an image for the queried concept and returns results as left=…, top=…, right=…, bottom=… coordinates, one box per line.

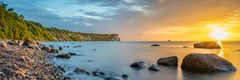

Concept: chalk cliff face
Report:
left=0, top=3, right=120, bottom=41
left=111, top=34, right=121, bottom=41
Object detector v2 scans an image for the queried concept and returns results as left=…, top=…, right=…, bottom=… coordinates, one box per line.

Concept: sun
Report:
left=209, top=27, right=229, bottom=40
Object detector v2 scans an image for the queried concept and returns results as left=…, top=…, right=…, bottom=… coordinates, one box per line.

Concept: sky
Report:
left=1, top=0, right=240, bottom=41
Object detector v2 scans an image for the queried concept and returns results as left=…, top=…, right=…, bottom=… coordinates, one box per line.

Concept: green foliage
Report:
left=0, top=2, right=120, bottom=41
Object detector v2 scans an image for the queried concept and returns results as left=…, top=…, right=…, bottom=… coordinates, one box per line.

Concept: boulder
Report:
left=41, top=46, right=51, bottom=52
left=50, top=49, right=60, bottom=53
left=73, top=68, right=90, bottom=75
left=151, top=44, right=160, bottom=47
left=0, top=41, right=7, bottom=48
left=121, top=74, right=128, bottom=79
left=181, top=53, right=237, bottom=73
left=148, top=64, right=160, bottom=71
left=56, top=54, right=71, bottom=59
left=130, top=61, right=145, bottom=69
left=68, top=52, right=77, bottom=56
left=59, top=47, right=63, bottom=51
left=22, top=39, right=38, bottom=47
left=194, top=41, right=221, bottom=49
left=157, top=56, right=178, bottom=66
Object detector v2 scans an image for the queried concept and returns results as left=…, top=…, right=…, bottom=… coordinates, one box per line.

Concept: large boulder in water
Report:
left=194, top=41, right=221, bottom=49
left=157, top=56, right=178, bottom=66
left=181, top=53, right=237, bottom=73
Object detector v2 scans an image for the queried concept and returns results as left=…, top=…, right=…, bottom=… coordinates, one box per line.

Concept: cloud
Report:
left=127, top=5, right=149, bottom=14
left=122, top=0, right=136, bottom=3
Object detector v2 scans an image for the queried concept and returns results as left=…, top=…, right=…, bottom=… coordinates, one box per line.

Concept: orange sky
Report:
left=118, top=0, right=240, bottom=41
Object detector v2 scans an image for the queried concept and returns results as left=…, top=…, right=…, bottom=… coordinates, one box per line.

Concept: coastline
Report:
left=0, top=40, right=66, bottom=80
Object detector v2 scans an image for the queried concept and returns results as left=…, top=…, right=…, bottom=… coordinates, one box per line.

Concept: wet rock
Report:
left=157, top=56, right=178, bottom=66
left=105, top=76, right=124, bottom=80
left=73, top=68, right=90, bottom=75
left=59, top=47, right=63, bottom=51
left=0, top=41, right=7, bottom=48
left=181, top=53, right=237, bottom=73
left=151, top=44, right=160, bottom=47
left=121, top=74, right=128, bottom=79
left=130, top=61, right=145, bottom=69
left=49, top=45, right=54, bottom=48
left=194, top=41, right=221, bottom=49
left=56, top=54, right=71, bottom=59
left=68, top=52, right=77, bottom=56
left=41, top=46, right=51, bottom=52
left=50, top=49, right=60, bottom=53
left=148, top=64, right=160, bottom=71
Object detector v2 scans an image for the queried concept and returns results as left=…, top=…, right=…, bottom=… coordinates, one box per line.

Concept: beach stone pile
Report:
left=0, top=41, right=65, bottom=80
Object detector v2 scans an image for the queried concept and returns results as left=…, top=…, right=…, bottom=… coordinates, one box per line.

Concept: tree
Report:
left=7, top=8, right=14, bottom=12
left=0, top=2, right=8, bottom=9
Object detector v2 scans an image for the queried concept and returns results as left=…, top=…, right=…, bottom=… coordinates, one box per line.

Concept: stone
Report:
left=56, top=54, right=71, bottom=59
left=59, top=47, right=63, bottom=51
left=50, top=49, right=60, bottom=53
left=194, top=41, right=221, bottom=49
left=130, top=61, right=145, bottom=69
left=41, top=46, right=51, bottom=52
left=73, top=68, right=89, bottom=75
left=151, top=44, right=160, bottom=47
left=68, top=52, right=77, bottom=56
left=148, top=64, right=160, bottom=71
left=181, top=53, right=237, bottom=73
left=121, top=74, right=128, bottom=79
left=0, top=41, right=7, bottom=48
left=22, top=39, right=38, bottom=47
left=157, top=56, right=178, bottom=66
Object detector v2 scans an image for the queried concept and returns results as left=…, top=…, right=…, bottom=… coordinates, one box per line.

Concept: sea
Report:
left=43, top=41, right=240, bottom=80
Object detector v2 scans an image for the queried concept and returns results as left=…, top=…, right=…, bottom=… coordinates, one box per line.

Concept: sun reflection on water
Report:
left=217, top=41, right=224, bottom=57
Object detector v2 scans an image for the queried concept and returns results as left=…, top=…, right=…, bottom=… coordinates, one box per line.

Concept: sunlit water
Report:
left=43, top=41, right=240, bottom=80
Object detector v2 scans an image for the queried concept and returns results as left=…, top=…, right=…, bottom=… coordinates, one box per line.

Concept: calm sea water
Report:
left=43, top=41, right=240, bottom=80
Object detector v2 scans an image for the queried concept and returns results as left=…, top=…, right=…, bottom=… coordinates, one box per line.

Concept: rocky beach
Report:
left=0, top=40, right=66, bottom=80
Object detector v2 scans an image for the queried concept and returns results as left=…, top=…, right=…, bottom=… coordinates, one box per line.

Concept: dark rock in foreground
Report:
left=151, top=44, right=160, bottom=47
left=130, top=61, right=146, bottom=69
left=181, top=53, right=237, bottom=73
left=194, top=41, right=221, bottom=49
left=148, top=64, right=160, bottom=71
left=157, top=56, right=178, bottom=66
left=57, top=54, right=71, bottom=59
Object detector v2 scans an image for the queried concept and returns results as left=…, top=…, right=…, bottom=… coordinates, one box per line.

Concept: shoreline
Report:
left=0, top=40, right=66, bottom=80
